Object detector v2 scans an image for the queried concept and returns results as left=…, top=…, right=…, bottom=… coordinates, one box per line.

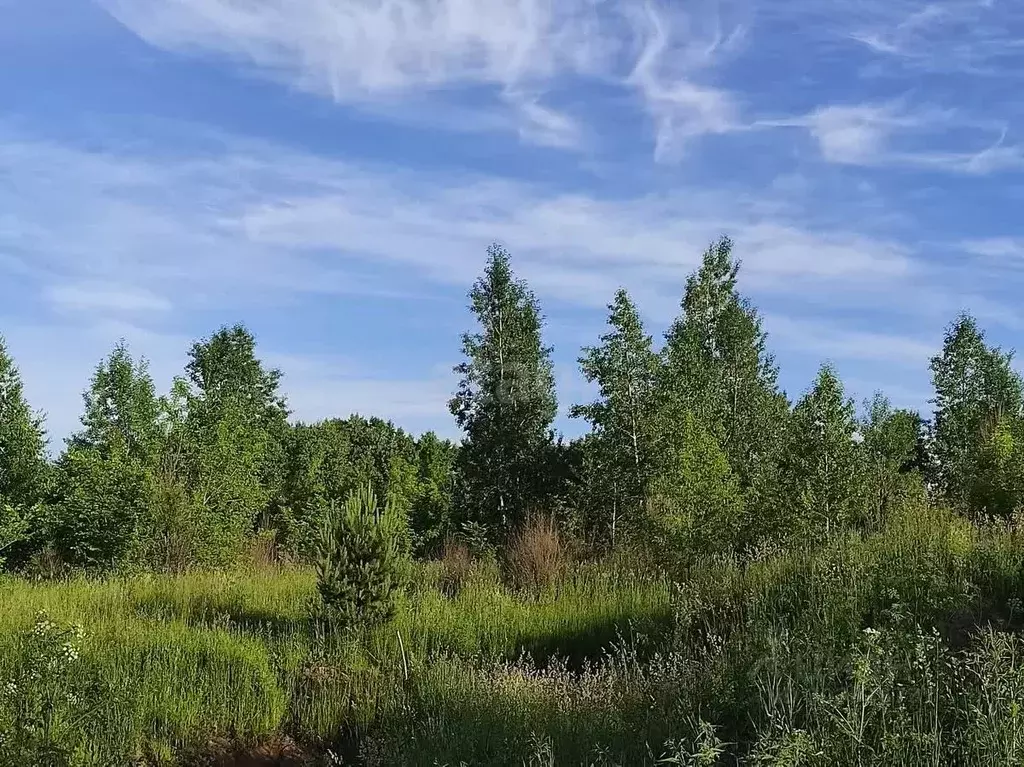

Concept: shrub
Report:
left=22, top=545, right=69, bottom=582
left=0, top=503, right=28, bottom=570
left=646, top=411, right=745, bottom=565
left=503, top=514, right=567, bottom=594
left=246, top=527, right=285, bottom=571
left=314, top=485, right=410, bottom=631
left=438, top=537, right=474, bottom=598
left=45, top=447, right=150, bottom=571
left=139, top=470, right=209, bottom=573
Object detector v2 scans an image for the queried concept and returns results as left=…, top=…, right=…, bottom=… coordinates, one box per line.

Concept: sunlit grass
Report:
left=5, top=504, right=1024, bottom=765
left=0, top=560, right=672, bottom=763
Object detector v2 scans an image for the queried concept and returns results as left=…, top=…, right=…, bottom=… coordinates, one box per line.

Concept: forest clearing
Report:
left=3, top=241, right=1024, bottom=765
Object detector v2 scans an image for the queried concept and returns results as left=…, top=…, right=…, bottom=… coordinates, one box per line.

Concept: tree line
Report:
left=0, top=237, right=1021, bottom=574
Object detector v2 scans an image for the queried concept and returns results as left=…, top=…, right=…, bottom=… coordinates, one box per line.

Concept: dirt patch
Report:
left=196, top=736, right=317, bottom=766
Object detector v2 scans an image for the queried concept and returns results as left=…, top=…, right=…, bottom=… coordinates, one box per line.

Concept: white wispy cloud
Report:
left=45, top=283, right=173, bottom=313
left=0, top=125, right=954, bottom=319
left=906, top=142, right=1024, bottom=175
left=0, top=121, right=960, bottom=440
left=759, top=100, right=1024, bottom=175
left=508, top=98, right=580, bottom=149
left=804, top=103, right=917, bottom=165
left=95, top=0, right=1024, bottom=173
left=625, top=0, right=746, bottom=160
left=99, top=0, right=744, bottom=155
left=963, top=237, right=1024, bottom=260
left=765, top=313, right=935, bottom=366
left=844, top=0, right=1024, bottom=76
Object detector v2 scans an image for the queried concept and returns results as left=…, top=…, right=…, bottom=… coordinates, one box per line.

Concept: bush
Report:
left=44, top=448, right=150, bottom=572
left=314, top=485, right=410, bottom=631
left=503, top=514, right=567, bottom=594
left=646, top=411, right=746, bottom=565
left=139, top=471, right=209, bottom=574
left=245, top=528, right=285, bottom=571
left=438, top=537, right=474, bottom=598
left=0, top=504, right=28, bottom=570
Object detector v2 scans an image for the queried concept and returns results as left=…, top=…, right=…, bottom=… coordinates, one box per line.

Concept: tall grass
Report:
left=0, top=558, right=672, bottom=764
left=4, top=502, right=1024, bottom=764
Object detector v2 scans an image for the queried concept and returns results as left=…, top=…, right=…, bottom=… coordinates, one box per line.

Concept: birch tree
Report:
left=449, top=244, right=557, bottom=543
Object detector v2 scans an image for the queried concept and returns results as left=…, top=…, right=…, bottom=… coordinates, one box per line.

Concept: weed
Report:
left=504, top=514, right=568, bottom=595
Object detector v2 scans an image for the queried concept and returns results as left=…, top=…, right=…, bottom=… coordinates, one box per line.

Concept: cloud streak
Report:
left=759, top=101, right=1024, bottom=174
left=844, top=0, right=1024, bottom=77
left=0, top=125, right=961, bottom=322
left=0, top=120, right=968, bottom=440
left=100, top=0, right=746, bottom=155
left=45, top=283, right=173, bottom=313
left=96, top=0, right=1024, bottom=173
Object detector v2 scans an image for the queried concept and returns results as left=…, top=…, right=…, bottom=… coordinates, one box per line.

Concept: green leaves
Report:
left=777, top=364, right=862, bottom=543
left=571, top=289, right=660, bottom=546
left=274, top=416, right=427, bottom=561
left=71, top=341, right=160, bottom=464
left=185, top=324, right=288, bottom=429
left=0, top=336, right=48, bottom=513
left=930, top=314, right=1024, bottom=518
left=658, top=237, right=788, bottom=489
left=647, top=409, right=745, bottom=561
left=162, top=324, right=288, bottom=563
left=46, top=446, right=150, bottom=570
left=450, top=244, right=558, bottom=543
left=410, top=430, right=458, bottom=556
left=0, top=503, right=29, bottom=569
left=859, top=394, right=925, bottom=531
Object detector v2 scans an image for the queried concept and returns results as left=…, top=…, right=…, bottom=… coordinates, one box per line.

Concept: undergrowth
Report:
left=4, top=504, right=1024, bottom=765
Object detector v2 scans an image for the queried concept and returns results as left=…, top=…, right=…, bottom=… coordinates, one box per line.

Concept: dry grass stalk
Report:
left=504, top=513, right=567, bottom=594
left=439, top=536, right=474, bottom=598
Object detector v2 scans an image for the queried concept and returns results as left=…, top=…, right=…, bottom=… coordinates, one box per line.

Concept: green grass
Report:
left=0, top=561, right=673, bottom=764
left=5, top=503, right=1024, bottom=765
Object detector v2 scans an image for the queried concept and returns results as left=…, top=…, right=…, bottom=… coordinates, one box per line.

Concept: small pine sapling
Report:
left=314, top=484, right=410, bottom=631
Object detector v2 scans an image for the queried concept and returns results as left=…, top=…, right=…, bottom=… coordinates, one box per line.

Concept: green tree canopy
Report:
left=571, top=288, right=660, bottom=545
left=930, top=313, right=1024, bottom=516
left=658, top=237, right=789, bottom=488
left=410, top=430, right=458, bottom=556
left=0, top=337, right=48, bottom=509
left=275, top=416, right=421, bottom=559
left=647, top=409, right=745, bottom=561
left=71, top=341, right=160, bottom=465
left=859, top=394, right=925, bottom=530
left=185, top=324, right=289, bottom=429
left=777, top=364, right=862, bottom=542
left=449, top=243, right=557, bottom=543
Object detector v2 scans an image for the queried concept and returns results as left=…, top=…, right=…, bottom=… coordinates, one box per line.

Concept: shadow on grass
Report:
left=131, top=586, right=675, bottom=673
left=352, top=689, right=677, bottom=767
left=132, top=593, right=311, bottom=638
left=513, top=607, right=675, bottom=670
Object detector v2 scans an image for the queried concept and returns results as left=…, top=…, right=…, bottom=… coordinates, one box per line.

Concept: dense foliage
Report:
left=4, top=238, right=1018, bottom=569
left=6, top=238, right=1024, bottom=764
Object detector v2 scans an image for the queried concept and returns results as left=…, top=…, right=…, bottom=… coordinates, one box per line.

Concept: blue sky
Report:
left=4, top=0, right=1024, bottom=446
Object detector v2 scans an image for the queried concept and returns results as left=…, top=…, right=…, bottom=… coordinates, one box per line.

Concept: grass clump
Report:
left=503, top=513, right=569, bottom=595
left=0, top=613, right=104, bottom=767
left=437, top=537, right=474, bottom=598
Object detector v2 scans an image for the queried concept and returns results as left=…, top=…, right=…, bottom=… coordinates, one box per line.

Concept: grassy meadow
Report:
left=5, top=502, right=1024, bottom=766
